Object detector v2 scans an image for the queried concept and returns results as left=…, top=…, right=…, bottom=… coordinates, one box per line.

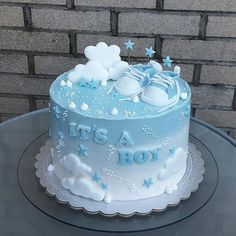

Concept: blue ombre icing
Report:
left=49, top=42, right=191, bottom=203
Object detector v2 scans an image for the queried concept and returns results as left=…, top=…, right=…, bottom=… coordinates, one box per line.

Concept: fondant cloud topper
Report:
left=68, top=42, right=129, bottom=82
left=67, top=41, right=184, bottom=107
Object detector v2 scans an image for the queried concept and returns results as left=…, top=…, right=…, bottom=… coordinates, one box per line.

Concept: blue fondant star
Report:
left=55, top=105, right=61, bottom=114
left=77, top=144, right=88, bottom=157
left=163, top=56, right=173, bottom=68
left=184, top=105, right=191, bottom=117
left=124, top=39, right=135, bottom=50
left=143, top=178, right=153, bottom=188
left=101, top=182, right=108, bottom=189
left=58, top=131, right=64, bottom=139
left=169, top=147, right=175, bottom=156
left=79, top=78, right=90, bottom=87
left=90, top=79, right=100, bottom=89
left=53, top=105, right=61, bottom=119
left=92, top=172, right=101, bottom=182
left=145, top=47, right=156, bottom=58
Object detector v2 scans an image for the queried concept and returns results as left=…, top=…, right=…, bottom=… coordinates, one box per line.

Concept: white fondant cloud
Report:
left=108, top=61, right=129, bottom=80
left=158, top=148, right=186, bottom=180
left=84, top=42, right=121, bottom=69
left=61, top=176, right=105, bottom=201
left=60, top=153, right=92, bottom=176
left=68, top=61, right=109, bottom=82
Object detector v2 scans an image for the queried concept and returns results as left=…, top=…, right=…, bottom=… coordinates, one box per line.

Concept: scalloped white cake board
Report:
left=35, top=140, right=205, bottom=217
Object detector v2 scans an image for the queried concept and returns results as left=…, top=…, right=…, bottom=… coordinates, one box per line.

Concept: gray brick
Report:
left=36, top=99, right=49, bottom=109
left=164, top=0, right=236, bottom=12
left=0, top=74, right=53, bottom=96
left=0, top=54, right=28, bottom=74
left=201, top=65, right=236, bottom=85
left=0, top=6, right=24, bottom=27
left=0, top=97, right=29, bottom=114
left=0, top=0, right=65, bottom=4
left=207, top=16, right=236, bottom=37
left=0, top=30, right=69, bottom=53
left=191, top=85, right=234, bottom=107
left=35, top=56, right=82, bottom=75
left=162, top=39, right=236, bottom=61
left=32, top=9, right=110, bottom=31
left=119, top=13, right=200, bottom=36
left=195, top=109, right=236, bottom=128
left=75, top=0, right=156, bottom=8
left=77, top=34, right=155, bottom=57
left=178, top=64, right=194, bottom=82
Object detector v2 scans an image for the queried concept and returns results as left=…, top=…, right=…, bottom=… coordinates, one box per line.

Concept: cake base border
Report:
left=34, top=140, right=205, bottom=217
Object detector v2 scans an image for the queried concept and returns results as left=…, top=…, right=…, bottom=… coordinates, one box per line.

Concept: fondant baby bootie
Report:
left=141, top=75, right=179, bottom=107
left=114, top=66, right=149, bottom=97
left=141, top=86, right=169, bottom=106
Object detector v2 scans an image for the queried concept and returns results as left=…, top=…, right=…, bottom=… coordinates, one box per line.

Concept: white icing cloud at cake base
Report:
left=61, top=176, right=105, bottom=201
left=68, top=61, right=109, bottom=82
left=158, top=148, right=186, bottom=180
left=85, top=42, right=121, bottom=69
left=59, top=153, right=110, bottom=202
left=60, top=153, right=92, bottom=176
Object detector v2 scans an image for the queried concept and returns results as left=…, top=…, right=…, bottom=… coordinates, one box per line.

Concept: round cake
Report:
left=49, top=42, right=191, bottom=203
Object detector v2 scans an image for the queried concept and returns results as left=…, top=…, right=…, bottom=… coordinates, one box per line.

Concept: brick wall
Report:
left=0, top=0, right=235, bottom=139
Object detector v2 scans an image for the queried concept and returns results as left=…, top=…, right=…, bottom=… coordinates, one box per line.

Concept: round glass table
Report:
left=0, top=109, right=235, bottom=236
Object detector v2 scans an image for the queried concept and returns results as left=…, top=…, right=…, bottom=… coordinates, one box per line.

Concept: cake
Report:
left=49, top=41, right=191, bottom=204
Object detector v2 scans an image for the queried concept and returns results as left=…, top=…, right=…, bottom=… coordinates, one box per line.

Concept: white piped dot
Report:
left=66, top=80, right=73, bottom=87
left=80, top=102, right=88, bottom=111
left=111, top=107, right=118, bottom=116
left=69, top=101, right=76, bottom=109
left=165, top=186, right=173, bottom=194
left=104, top=193, right=112, bottom=204
left=47, top=164, right=54, bottom=172
left=101, top=80, right=108, bottom=87
left=132, top=96, right=139, bottom=103
left=60, top=80, right=66, bottom=87
left=165, top=183, right=177, bottom=194
left=180, top=92, right=188, bottom=100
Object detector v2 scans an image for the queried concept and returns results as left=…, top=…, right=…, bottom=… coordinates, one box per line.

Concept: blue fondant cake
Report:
left=49, top=42, right=191, bottom=203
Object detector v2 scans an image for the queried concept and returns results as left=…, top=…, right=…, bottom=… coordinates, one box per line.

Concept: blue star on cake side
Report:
left=143, top=178, right=154, bottom=188
left=92, top=172, right=102, bottom=182
left=58, top=131, right=64, bottom=139
left=101, top=182, right=108, bottom=189
left=77, top=144, right=88, bottom=157
left=53, top=105, right=61, bottom=119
